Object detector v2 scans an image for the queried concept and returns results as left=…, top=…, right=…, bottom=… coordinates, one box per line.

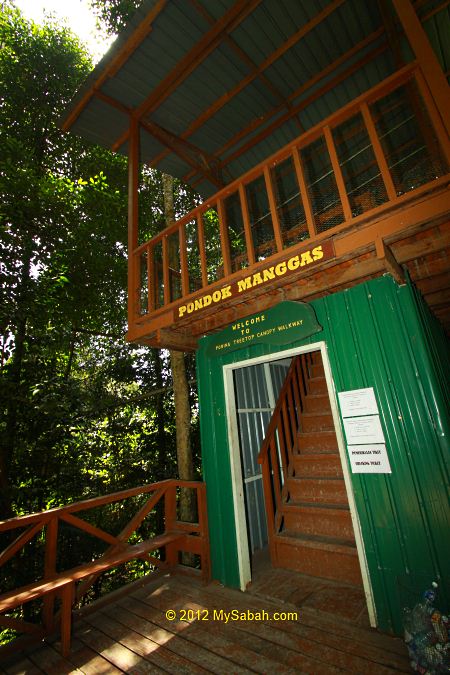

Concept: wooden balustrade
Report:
left=257, top=354, right=311, bottom=562
left=129, top=62, right=450, bottom=328
left=0, top=479, right=209, bottom=657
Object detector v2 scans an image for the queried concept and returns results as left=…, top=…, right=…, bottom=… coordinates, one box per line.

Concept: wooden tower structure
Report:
left=62, top=0, right=450, bottom=634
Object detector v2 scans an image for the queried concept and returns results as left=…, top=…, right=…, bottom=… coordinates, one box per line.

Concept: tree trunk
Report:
left=162, top=174, right=196, bottom=529
left=0, top=246, right=32, bottom=519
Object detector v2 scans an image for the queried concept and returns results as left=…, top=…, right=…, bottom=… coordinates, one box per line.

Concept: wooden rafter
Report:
left=127, top=0, right=261, bottom=126
left=151, top=0, right=347, bottom=171
left=61, top=0, right=167, bottom=132
left=185, top=37, right=388, bottom=187
left=392, top=0, right=450, bottom=137
left=189, top=0, right=304, bottom=133
left=93, top=91, right=226, bottom=188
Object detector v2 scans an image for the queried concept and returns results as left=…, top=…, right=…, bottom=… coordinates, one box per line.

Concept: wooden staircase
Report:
left=258, top=352, right=362, bottom=586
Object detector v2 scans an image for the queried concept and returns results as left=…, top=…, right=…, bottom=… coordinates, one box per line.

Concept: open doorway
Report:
left=233, top=357, right=292, bottom=558
left=223, top=342, right=375, bottom=625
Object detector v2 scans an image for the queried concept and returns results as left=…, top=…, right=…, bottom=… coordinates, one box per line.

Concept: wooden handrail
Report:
left=257, top=354, right=310, bottom=560
left=0, top=479, right=210, bottom=657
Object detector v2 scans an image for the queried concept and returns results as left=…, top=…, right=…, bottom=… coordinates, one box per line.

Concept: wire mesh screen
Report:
left=185, top=219, right=202, bottom=294
left=370, top=80, right=449, bottom=196
left=333, top=112, right=389, bottom=216
left=300, top=135, right=345, bottom=233
left=245, top=175, right=276, bottom=261
left=271, top=156, right=309, bottom=247
left=224, top=191, right=248, bottom=272
left=139, top=250, right=148, bottom=314
left=202, top=207, right=224, bottom=284
left=152, top=240, right=164, bottom=309
left=167, top=230, right=181, bottom=302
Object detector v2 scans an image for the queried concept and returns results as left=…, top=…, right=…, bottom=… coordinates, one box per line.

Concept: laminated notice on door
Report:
left=347, top=444, right=392, bottom=474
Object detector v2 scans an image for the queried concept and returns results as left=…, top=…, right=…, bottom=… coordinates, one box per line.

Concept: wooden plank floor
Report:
left=1, top=561, right=410, bottom=674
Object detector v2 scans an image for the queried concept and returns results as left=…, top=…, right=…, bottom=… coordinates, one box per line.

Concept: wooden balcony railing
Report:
left=129, top=61, right=450, bottom=337
left=0, top=480, right=209, bottom=657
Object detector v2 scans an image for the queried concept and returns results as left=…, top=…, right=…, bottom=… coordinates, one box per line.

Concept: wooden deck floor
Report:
left=1, top=559, right=410, bottom=674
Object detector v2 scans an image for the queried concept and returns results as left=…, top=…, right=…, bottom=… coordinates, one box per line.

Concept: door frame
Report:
left=223, top=340, right=377, bottom=626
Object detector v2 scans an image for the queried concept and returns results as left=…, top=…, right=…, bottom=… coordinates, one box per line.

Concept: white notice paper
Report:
left=343, top=415, right=385, bottom=444
left=338, top=388, right=379, bottom=417
left=348, top=444, right=392, bottom=474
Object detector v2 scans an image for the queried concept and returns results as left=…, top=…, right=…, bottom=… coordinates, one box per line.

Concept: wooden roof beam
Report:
left=375, top=238, right=406, bottom=285
left=189, top=0, right=304, bottom=133
left=62, top=0, right=167, bottom=132
left=184, top=36, right=388, bottom=186
left=151, top=0, right=347, bottom=169
left=132, top=0, right=262, bottom=122
left=392, top=0, right=450, bottom=137
left=93, top=91, right=226, bottom=189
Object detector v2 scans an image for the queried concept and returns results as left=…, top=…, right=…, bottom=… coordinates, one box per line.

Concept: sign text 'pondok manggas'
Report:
left=176, top=241, right=334, bottom=320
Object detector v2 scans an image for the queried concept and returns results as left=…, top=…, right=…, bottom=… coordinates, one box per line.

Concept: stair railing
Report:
left=257, top=352, right=312, bottom=562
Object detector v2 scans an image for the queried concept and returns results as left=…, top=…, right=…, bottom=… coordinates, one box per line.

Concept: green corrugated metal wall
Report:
left=196, top=275, right=450, bottom=634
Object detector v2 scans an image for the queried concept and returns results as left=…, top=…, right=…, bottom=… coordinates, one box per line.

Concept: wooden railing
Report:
left=0, top=480, right=209, bottom=657
left=257, top=354, right=312, bottom=562
left=131, top=62, right=450, bottom=324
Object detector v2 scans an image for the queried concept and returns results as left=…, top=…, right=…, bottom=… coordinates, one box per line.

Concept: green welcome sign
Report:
left=200, top=301, right=322, bottom=357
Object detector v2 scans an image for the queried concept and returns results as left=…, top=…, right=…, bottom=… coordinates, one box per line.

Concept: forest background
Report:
left=0, top=0, right=203, bottom=601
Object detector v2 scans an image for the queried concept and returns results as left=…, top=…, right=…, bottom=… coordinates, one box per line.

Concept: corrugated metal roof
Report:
left=61, top=0, right=446, bottom=198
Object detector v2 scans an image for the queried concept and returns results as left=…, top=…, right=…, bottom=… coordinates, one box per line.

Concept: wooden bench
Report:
left=0, top=532, right=184, bottom=657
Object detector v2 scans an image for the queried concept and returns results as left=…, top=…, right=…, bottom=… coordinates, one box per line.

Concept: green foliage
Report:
left=0, top=2, right=200, bottom=525
left=88, top=0, right=144, bottom=36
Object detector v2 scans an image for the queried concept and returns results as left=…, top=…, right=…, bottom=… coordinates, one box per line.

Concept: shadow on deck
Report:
left=1, top=557, right=409, bottom=674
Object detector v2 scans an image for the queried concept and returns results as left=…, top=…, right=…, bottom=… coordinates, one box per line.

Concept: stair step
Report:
left=287, top=477, right=348, bottom=504
left=274, top=532, right=362, bottom=585
left=297, top=430, right=337, bottom=452
left=304, top=394, right=332, bottom=413
left=308, top=377, right=328, bottom=395
left=310, top=363, right=325, bottom=378
left=293, top=453, right=343, bottom=478
left=301, top=412, right=334, bottom=432
left=281, top=503, right=355, bottom=540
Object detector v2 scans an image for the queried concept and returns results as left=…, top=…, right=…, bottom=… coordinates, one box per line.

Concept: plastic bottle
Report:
left=411, top=582, right=438, bottom=634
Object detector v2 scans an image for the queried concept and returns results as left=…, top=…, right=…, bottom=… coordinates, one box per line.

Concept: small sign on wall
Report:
left=342, top=415, right=385, bottom=445
left=338, top=387, right=392, bottom=474
left=347, top=444, right=391, bottom=474
left=338, top=387, right=379, bottom=417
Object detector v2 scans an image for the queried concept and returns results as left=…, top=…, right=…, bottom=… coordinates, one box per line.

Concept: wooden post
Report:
left=324, top=125, right=352, bottom=221
left=361, top=102, right=397, bottom=201
left=238, top=183, right=256, bottom=265
left=60, top=583, right=74, bottom=658
left=263, top=165, right=284, bottom=252
left=179, top=225, right=190, bottom=296
left=164, top=483, right=178, bottom=569
left=42, top=517, right=58, bottom=633
left=128, top=118, right=140, bottom=324
left=391, top=0, right=450, bottom=138
left=196, top=212, right=208, bottom=287
left=217, top=198, right=232, bottom=276
left=292, top=147, right=316, bottom=239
